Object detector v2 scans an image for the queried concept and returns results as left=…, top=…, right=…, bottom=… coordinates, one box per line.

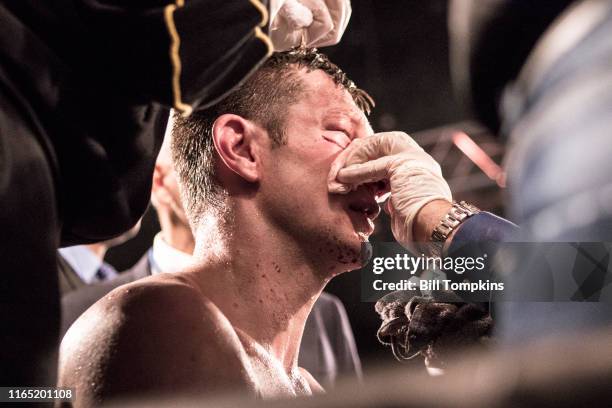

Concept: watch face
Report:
left=458, top=201, right=480, bottom=215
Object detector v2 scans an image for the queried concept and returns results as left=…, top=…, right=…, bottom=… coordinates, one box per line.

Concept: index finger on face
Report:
left=327, top=137, right=364, bottom=190
left=342, top=132, right=423, bottom=169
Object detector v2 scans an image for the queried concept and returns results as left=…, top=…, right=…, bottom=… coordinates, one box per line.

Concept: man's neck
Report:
left=191, top=208, right=330, bottom=372
left=85, top=243, right=108, bottom=261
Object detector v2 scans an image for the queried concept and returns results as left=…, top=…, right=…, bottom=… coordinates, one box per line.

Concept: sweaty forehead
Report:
left=296, top=69, right=371, bottom=131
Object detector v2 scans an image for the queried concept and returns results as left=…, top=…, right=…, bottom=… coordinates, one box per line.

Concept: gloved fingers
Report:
left=270, top=0, right=332, bottom=51
left=270, top=19, right=302, bottom=52
left=327, top=132, right=428, bottom=192
left=336, top=154, right=447, bottom=199
left=328, top=180, right=351, bottom=194
left=309, top=0, right=352, bottom=47
left=297, top=0, right=334, bottom=46
left=391, top=187, right=453, bottom=223
left=269, top=0, right=287, bottom=23
left=390, top=166, right=452, bottom=205
left=342, top=132, right=424, bottom=167
left=376, top=150, right=443, bottom=178
left=372, top=131, right=423, bottom=154
left=327, top=132, right=422, bottom=192
left=336, top=155, right=397, bottom=186
left=327, top=138, right=361, bottom=194
left=283, top=0, right=315, bottom=28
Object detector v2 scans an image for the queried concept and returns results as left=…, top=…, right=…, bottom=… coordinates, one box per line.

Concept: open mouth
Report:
left=346, top=194, right=380, bottom=237
left=348, top=195, right=381, bottom=220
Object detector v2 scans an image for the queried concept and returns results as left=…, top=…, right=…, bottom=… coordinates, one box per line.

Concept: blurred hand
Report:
left=406, top=298, right=492, bottom=371
left=376, top=292, right=493, bottom=373
left=328, top=131, right=452, bottom=248
left=269, top=0, right=352, bottom=51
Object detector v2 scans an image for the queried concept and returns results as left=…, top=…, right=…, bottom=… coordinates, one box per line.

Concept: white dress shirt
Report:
left=58, top=245, right=117, bottom=283
left=149, top=232, right=194, bottom=275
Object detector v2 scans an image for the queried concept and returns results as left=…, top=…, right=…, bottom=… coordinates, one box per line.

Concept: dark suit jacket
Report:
left=57, top=255, right=87, bottom=295
left=1, top=2, right=270, bottom=245
left=61, top=251, right=362, bottom=387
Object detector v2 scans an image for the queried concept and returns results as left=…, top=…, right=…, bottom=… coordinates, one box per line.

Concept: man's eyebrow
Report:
left=324, top=109, right=365, bottom=127
left=323, top=110, right=372, bottom=139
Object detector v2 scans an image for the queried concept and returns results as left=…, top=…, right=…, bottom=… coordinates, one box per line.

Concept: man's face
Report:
left=257, top=68, right=380, bottom=275
left=163, top=164, right=189, bottom=226
left=152, top=152, right=190, bottom=229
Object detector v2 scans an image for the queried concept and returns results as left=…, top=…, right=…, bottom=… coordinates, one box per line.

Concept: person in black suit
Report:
left=0, top=0, right=352, bottom=387
left=61, top=128, right=362, bottom=389
left=58, top=223, right=142, bottom=294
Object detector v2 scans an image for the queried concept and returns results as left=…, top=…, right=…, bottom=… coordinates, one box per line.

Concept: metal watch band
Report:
left=429, top=201, right=480, bottom=257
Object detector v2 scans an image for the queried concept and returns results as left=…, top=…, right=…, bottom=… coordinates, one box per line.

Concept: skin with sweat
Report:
left=58, top=68, right=382, bottom=406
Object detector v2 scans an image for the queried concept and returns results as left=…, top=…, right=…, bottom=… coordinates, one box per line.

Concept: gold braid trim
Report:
left=250, top=0, right=273, bottom=57
left=164, top=0, right=193, bottom=117
left=254, top=26, right=274, bottom=58
left=249, top=0, right=269, bottom=27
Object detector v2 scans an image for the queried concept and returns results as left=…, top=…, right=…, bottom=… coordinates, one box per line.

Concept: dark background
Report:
left=107, top=0, right=507, bottom=377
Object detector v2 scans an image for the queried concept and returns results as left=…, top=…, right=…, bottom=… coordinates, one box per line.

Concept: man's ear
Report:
left=212, top=114, right=261, bottom=183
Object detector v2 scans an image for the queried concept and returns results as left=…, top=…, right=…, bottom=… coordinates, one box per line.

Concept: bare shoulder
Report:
left=59, top=274, right=253, bottom=406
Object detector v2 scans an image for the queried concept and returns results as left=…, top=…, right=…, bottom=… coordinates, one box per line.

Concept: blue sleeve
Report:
left=442, top=212, right=519, bottom=303
left=448, top=212, right=518, bottom=253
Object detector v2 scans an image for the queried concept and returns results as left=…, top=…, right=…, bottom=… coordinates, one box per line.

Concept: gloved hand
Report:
left=269, top=0, right=352, bottom=51
left=328, top=131, right=452, bottom=248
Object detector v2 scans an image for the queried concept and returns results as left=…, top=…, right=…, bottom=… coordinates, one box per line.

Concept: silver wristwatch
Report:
left=430, top=201, right=480, bottom=257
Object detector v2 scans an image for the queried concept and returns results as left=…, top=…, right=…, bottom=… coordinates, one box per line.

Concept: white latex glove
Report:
left=328, top=132, right=452, bottom=247
left=269, top=0, right=352, bottom=51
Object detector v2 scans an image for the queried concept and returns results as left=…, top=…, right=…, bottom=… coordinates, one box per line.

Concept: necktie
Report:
left=94, top=263, right=117, bottom=282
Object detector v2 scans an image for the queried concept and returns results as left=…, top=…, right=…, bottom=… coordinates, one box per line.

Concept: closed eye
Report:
left=322, top=131, right=351, bottom=149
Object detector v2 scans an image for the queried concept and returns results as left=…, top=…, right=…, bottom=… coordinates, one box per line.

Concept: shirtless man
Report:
left=59, top=48, right=381, bottom=405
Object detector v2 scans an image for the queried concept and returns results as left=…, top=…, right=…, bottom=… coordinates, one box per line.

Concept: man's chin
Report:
left=329, top=230, right=372, bottom=270
left=308, top=221, right=372, bottom=274
left=356, top=231, right=371, bottom=243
